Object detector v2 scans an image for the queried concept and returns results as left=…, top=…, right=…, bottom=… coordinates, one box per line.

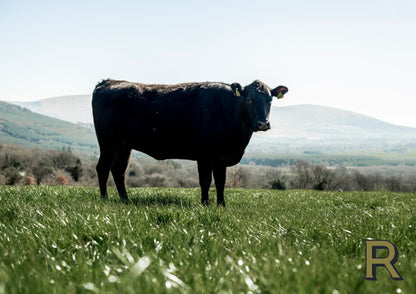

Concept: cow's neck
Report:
left=239, top=99, right=254, bottom=144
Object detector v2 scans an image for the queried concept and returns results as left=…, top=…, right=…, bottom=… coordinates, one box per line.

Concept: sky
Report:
left=1, top=0, right=416, bottom=127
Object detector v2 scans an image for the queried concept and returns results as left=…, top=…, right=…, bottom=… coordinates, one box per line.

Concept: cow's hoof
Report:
left=120, top=196, right=130, bottom=204
left=217, top=201, right=225, bottom=207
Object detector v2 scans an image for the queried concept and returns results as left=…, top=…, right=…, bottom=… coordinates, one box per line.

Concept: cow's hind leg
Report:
left=111, top=144, right=131, bottom=202
left=96, top=148, right=116, bottom=199
left=197, top=160, right=213, bottom=205
left=213, top=164, right=227, bottom=207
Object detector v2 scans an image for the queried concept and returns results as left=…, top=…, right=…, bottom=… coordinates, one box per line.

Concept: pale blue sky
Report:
left=1, top=0, right=416, bottom=126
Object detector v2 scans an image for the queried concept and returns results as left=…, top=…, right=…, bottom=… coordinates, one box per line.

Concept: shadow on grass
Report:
left=108, top=194, right=196, bottom=208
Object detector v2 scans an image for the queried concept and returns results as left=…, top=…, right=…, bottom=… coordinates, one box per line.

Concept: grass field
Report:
left=0, top=186, right=415, bottom=293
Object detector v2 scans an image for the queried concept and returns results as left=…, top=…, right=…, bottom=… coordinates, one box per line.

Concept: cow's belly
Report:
left=131, top=138, right=246, bottom=166
left=129, top=130, right=201, bottom=161
left=136, top=148, right=244, bottom=165
left=135, top=145, right=200, bottom=161
left=124, top=118, right=250, bottom=165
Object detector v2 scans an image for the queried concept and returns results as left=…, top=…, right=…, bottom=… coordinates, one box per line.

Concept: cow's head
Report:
left=231, top=80, right=288, bottom=132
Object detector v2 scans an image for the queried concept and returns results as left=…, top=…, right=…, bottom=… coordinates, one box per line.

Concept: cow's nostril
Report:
left=256, top=121, right=270, bottom=131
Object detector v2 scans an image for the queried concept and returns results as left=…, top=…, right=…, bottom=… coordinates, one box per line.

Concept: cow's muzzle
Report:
left=256, top=120, right=270, bottom=131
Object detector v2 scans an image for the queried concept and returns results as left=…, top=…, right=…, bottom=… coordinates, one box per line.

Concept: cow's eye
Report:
left=247, top=98, right=253, bottom=104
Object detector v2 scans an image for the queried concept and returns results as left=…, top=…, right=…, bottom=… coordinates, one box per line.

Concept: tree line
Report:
left=1, top=144, right=415, bottom=193
left=268, top=160, right=416, bottom=192
left=241, top=153, right=416, bottom=167
left=0, top=144, right=85, bottom=185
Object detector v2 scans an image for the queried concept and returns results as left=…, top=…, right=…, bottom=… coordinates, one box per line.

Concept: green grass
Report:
left=0, top=186, right=415, bottom=293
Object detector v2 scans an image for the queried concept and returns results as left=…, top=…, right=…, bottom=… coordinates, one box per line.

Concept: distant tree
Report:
left=291, top=160, right=313, bottom=189
left=49, top=151, right=83, bottom=182
left=143, top=174, right=168, bottom=187
left=66, top=159, right=83, bottom=181
left=271, top=178, right=287, bottom=190
left=144, top=164, right=164, bottom=175
left=31, top=157, right=53, bottom=185
left=311, top=165, right=330, bottom=190
left=329, top=167, right=354, bottom=191
left=4, top=167, right=22, bottom=185
left=166, top=160, right=182, bottom=170
left=1, top=152, right=26, bottom=170
left=385, top=176, right=402, bottom=192
left=353, top=171, right=372, bottom=191
left=52, top=151, right=78, bottom=170
left=127, top=162, right=143, bottom=179
left=227, top=166, right=250, bottom=188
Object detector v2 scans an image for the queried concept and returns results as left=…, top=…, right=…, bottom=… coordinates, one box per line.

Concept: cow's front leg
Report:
left=213, top=164, right=226, bottom=207
left=197, top=161, right=213, bottom=205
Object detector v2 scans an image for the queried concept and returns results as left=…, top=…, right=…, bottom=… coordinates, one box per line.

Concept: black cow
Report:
left=92, top=79, right=288, bottom=206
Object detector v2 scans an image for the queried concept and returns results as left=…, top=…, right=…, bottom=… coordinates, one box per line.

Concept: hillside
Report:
left=5, top=95, right=416, bottom=157
left=266, top=104, right=416, bottom=140
left=248, top=105, right=416, bottom=153
left=11, top=94, right=92, bottom=124
left=0, top=101, right=98, bottom=155
left=9, top=95, right=416, bottom=145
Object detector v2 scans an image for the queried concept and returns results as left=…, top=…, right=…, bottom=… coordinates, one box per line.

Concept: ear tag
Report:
left=235, top=89, right=241, bottom=97
left=277, top=92, right=284, bottom=99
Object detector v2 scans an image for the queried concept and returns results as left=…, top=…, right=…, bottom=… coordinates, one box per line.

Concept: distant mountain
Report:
left=266, top=104, right=416, bottom=140
left=11, top=95, right=92, bottom=124
left=0, top=101, right=97, bottom=155
left=5, top=95, right=416, bottom=154
left=247, top=104, right=416, bottom=153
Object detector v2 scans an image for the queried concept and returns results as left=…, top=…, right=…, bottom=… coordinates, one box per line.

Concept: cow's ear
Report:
left=271, top=86, right=288, bottom=99
left=231, top=83, right=243, bottom=97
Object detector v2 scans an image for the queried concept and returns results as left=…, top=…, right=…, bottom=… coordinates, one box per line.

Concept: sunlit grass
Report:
left=0, top=186, right=414, bottom=293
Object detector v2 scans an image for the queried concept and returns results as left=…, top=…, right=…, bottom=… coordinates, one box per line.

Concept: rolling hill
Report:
left=9, top=95, right=416, bottom=139
left=4, top=95, right=416, bottom=155
left=267, top=104, right=416, bottom=140
left=11, top=95, right=92, bottom=124
left=0, top=101, right=98, bottom=155
left=248, top=105, right=416, bottom=153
